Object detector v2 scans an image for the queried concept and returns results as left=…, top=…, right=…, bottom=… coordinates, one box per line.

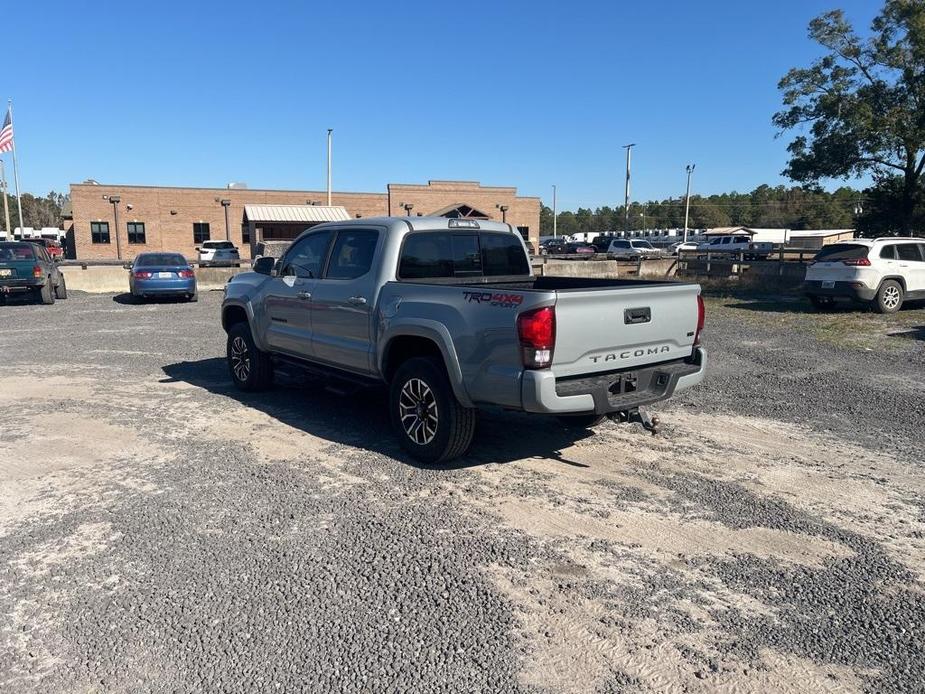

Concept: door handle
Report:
left=297, top=291, right=312, bottom=300
left=348, top=296, right=367, bottom=305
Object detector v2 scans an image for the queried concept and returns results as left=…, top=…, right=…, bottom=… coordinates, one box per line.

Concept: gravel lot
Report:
left=1, top=289, right=923, bottom=693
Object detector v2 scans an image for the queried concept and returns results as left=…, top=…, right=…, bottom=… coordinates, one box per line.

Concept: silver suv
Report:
left=804, top=237, right=925, bottom=313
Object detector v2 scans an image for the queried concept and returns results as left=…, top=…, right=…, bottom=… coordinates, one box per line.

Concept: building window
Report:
left=242, top=224, right=250, bottom=244
left=516, top=226, right=529, bottom=240
left=193, top=222, right=210, bottom=244
left=91, top=221, right=110, bottom=244
left=127, top=222, right=146, bottom=244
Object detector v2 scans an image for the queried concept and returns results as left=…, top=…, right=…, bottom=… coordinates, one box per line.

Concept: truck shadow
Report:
left=160, top=358, right=595, bottom=470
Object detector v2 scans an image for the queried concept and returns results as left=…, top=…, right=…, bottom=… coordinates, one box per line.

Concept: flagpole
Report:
left=0, top=160, right=11, bottom=239
left=8, top=100, right=24, bottom=237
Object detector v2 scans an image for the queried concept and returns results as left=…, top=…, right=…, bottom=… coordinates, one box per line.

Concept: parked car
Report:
left=670, top=241, right=699, bottom=255
left=566, top=242, right=596, bottom=255
left=697, top=235, right=773, bottom=260
left=539, top=239, right=570, bottom=255
left=0, top=241, right=67, bottom=304
left=804, top=238, right=925, bottom=313
left=23, top=238, right=64, bottom=260
left=197, top=240, right=240, bottom=267
left=222, top=217, right=706, bottom=463
left=607, top=239, right=663, bottom=260
left=126, top=252, right=197, bottom=302
left=590, top=235, right=618, bottom=252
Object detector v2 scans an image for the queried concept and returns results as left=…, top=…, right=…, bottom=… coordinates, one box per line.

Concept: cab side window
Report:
left=880, top=245, right=897, bottom=260
left=281, top=231, right=333, bottom=278
left=325, top=230, right=379, bottom=280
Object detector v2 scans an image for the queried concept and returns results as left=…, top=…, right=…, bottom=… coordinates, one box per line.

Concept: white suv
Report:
left=607, top=239, right=663, bottom=260
left=805, top=237, right=925, bottom=313
left=197, top=240, right=240, bottom=267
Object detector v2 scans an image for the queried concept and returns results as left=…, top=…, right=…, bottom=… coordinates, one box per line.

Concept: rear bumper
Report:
left=133, top=279, right=196, bottom=296
left=0, top=278, right=44, bottom=293
left=804, top=280, right=876, bottom=301
left=521, top=347, right=707, bottom=415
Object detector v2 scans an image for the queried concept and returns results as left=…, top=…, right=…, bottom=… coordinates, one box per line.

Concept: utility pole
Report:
left=622, top=144, right=635, bottom=233
left=683, top=164, right=695, bottom=243
left=326, top=128, right=333, bottom=206
left=552, top=184, right=557, bottom=238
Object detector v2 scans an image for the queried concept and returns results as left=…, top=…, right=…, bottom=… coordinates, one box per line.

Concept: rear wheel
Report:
left=873, top=280, right=903, bottom=314
left=188, top=291, right=198, bottom=302
left=227, top=322, right=273, bottom=391
left=38, top=279, right=55, bottom=305
left=54, top=275, right=67, bottom=299
left=557, top=414, right=607, bottom=429
left=390, top=357, right=476, bottom=464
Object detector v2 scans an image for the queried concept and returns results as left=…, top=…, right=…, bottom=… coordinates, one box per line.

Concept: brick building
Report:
left=68, top=180, right=540, bottom=261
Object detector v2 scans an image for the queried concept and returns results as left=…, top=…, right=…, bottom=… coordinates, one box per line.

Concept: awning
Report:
left=243, top=204, right=351, bottom=224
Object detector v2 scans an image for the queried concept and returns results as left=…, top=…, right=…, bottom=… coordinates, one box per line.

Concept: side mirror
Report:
left=195, top=247, right=201, bottom=252
left=253, top=256, right=276, bottom=275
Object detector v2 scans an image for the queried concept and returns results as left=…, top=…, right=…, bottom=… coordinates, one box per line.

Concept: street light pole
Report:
left=109, top=195, right=122, bottom=260
left=622, top=144, right=635, bottom=233
left=683, top=164, right=695, bottom=243
left=552, top=184, right=557, bottom=238
left=326, top=128, right=333, bottom=206
left=221, top=199, right=232, bottom=241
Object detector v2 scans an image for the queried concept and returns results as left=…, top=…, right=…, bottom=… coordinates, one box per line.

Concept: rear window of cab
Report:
left=398, top=232, right=529, bottom=279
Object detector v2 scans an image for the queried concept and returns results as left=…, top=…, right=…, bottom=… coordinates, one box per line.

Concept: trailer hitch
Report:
left=609, top=407, right=660, bottom=435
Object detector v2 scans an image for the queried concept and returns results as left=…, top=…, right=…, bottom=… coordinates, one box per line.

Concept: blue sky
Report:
left=5, top=0, right=878, bottom=211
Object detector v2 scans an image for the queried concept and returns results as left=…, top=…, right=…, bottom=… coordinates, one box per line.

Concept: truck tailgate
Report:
left=552, top=283, right=700, bottom=378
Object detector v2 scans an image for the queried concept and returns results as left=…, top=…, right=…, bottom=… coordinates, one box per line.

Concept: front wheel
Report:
left=227, top=322, right=273, bottom=391
left=873, top=280, right=903, bottom=314
left=389, top=357, right=476, bottom=464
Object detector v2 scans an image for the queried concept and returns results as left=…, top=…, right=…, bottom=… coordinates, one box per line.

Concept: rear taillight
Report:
left=842, top=258, right=871, bottom=266
left=178, top=269, right=195, bottom=278
left=32, top=266, right=42, bottom=278
left=517, top=306, right=555, bottom=369
left=133, top=271, right=153, bottom=279
left=694, top=294, right=705, bottom=347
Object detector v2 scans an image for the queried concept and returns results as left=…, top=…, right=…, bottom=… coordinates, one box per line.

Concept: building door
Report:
left=262, top=230, right=333, bottom=358
left=309, top=228, right=380, bottom=374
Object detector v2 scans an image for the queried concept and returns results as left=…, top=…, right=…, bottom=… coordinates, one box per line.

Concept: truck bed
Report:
left=400, top=275, right=691, bottom=291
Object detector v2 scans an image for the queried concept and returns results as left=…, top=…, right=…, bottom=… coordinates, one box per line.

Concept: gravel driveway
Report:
left=1, top=290, right=923, bottom=693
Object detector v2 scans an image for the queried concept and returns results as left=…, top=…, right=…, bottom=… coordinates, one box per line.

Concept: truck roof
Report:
left=311, top=216, right=516, bottom=234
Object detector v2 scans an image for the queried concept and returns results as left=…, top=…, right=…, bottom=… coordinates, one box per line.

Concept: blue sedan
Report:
left=127, top=252, right=198, bottom=302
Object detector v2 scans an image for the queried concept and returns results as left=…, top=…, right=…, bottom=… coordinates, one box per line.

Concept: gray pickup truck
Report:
left=222, top=217, right=706, bottom=463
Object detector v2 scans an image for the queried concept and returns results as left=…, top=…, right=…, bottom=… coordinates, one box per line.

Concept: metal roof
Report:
left=243, top=204, right=350, bottom=224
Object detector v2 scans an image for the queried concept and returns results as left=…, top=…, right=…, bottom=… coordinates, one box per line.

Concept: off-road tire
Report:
left=873, top=280, right=903, bottom=314
left=557, top=414, right=607, bottom=429
left=39, top=279, right=55, bottom=305
left=227, top=321, right=273, bottom=391
left=390, top=357, right=476, bottom=464
left=54, top=276, right=67, bottom=299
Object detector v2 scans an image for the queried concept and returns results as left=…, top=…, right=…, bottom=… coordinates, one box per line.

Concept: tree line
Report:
left=0, top=191, right=69, bottom=232
left=540, top=185, right=863, bottom=237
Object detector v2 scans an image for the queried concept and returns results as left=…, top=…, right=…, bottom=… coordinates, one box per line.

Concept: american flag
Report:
left=0, top=107, right=13, bottom=153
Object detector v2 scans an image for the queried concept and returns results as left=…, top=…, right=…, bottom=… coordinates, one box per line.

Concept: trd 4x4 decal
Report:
left=462, top=291, right=524, bottom=309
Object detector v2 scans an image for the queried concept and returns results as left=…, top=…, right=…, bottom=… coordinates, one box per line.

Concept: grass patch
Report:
left=702, top=289, right=925, bottom=352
